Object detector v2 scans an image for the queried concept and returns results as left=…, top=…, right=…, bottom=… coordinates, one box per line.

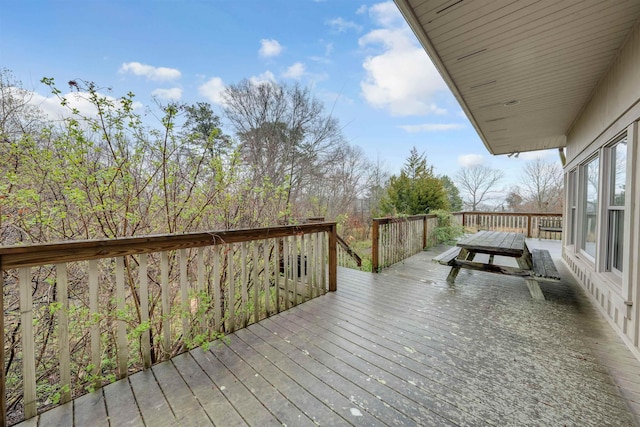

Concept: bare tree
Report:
left=222, top=79, right=344, bottom=217
left=455, top=164, right=504, bottom=210
left=519, top=157, right=563, bottom=212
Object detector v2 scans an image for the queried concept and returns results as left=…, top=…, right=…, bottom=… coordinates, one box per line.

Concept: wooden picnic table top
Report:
left=456, top=231, right=526, bottom=257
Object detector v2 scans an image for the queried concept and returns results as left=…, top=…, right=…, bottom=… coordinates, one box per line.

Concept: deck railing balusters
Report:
left=55, top=263, right=72, bottom=405
left=0, top=223, right=336, bottom=425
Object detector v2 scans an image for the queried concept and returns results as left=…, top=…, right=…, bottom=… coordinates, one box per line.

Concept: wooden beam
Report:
left=451, top=259, right=532, bottom=277
left=371, top=219, right=379, bottom=273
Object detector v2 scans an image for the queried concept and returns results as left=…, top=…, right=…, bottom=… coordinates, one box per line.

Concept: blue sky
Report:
left=1, top=0, right=554, bottom=190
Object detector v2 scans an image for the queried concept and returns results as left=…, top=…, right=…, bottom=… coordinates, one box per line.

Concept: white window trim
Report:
left=578, top=154, right=600, bottom=264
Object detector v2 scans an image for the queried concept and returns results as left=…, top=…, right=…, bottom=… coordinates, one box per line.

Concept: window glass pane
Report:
left=609, top=210, right=624, bottom=272
left=570, top=208, right=576, bottom=245
left=611, top=139, right=626, bottom=206
left=582, top=157, right=599, bottom=258
left=570, top=170, right=577, bottom=206
left=569, top=170, right=577, bottom=245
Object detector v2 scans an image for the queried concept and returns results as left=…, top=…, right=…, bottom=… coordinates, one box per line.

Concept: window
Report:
left=568, top=169, right=577, bottom=245
left=581, top=156, right=599, bottom=259
left=606, top=137, right=627, bottom=273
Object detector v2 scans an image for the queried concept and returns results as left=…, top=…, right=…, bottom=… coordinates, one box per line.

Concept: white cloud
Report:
left=259, top=39, right=283, bottom=58
left=151, top=87, right=183, bottom=101
left=198, top=77, right=226, bottom=105
left=17, top=87, right=142, bottom=120
left=368, top=1, right=406, bottom=28
left=399, top=123, right=465, bottom=133
left=359, top=21, right=447, bottom=116
left=250, top=71, right=276, bottom=85
left=119, top=62, right=181, bottom=81
left=283, top=62, right=306, bottom=79
left=458, top=154, right=485, bottom=167
left=325, top=42, right=334, bottom=56
left=327, top=17, right=362, bottom=33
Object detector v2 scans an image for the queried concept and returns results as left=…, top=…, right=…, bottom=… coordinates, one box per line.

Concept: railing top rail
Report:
left=373, top=214, right=437, bottom=225
left=336, top=235, right=362, bottom=267
left=0, top=222, right=336, bottom=270
left=451, top=211, right=562, bottom=217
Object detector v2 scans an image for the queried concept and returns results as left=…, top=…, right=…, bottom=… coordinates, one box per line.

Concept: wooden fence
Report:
left=371, top=212, right=563, bottom=272
left=0, top=223, right=337, bottom=425
left=451, top=212, right=563, bottom=239
left=371, top=215, right=438, bottom=272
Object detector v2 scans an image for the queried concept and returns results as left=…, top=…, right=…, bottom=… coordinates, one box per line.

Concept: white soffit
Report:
left=395, top=0, right=640, bottom=155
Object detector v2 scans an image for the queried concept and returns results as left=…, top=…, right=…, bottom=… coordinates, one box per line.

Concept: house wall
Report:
left=564, top=20, right=640, bottom=359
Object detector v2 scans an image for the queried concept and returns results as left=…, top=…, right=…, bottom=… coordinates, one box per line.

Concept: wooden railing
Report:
left=371, top=212, right=563, bottom=272
left=0, top=223, right=337, bottom=425
left=371, top=215, right=438, bottom=272
left=337, top=235, right=363, bottom=270
left=451, top=212, right=563, bottom=239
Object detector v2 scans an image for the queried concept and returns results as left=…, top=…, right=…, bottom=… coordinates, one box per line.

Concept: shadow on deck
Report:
left=18, top=240, right=640, bottom=426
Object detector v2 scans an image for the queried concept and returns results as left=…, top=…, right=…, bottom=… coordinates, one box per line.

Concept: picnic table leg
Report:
left=517, top=244, right=544, bottom=301
left=447, top=249, right=474, bottom=283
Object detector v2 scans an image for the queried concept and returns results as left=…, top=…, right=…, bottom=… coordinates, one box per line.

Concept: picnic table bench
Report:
left=538, top=218, right=563, bottom=239
left=433, top=231, right=560, bottom=300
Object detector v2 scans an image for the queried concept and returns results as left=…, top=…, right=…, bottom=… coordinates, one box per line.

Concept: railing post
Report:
left=372, top=219, right=379, bottom=273
left=328, top=223, right=337, bottom=292
left=422, top=215, right=428, bottom=249
left=0, top=258, right=5, bottom=427
left=527, top=214, right=532, bottom=238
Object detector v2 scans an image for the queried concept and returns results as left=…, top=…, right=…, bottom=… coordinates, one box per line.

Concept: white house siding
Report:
left=563, top=20, right=640, bottom=359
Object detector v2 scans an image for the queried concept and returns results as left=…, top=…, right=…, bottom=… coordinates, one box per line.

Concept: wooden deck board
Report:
left=171, top=353, right=247, bottom=427
left=224, top=330, right=350, bottom=426
left=13, top=239, right=640, bottom=427
left=128, top=369, right=176, bottom=426
left=208, top=337, right=318, bottom=427
left=72, top=389, right=108, bottom=427
left=189, top=347, right=282, bottom=427
left=36, top=400, right=72, bottom=427
left=151, top=360, right=213, bottom=426
left=102, top=379, right=144, bottom=427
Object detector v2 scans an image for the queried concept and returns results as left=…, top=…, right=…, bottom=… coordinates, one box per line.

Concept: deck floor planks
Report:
left=334, top=265, right=635, bottom=422
left=208, top=337, right=317, bottom=427
left=333, top=277, right=628, bottom=394
left=13, top=239, right=640, bottom=427
left=247, top=320, right=455, bottom=426
left=222, top=331, right=350, bottom=426
left=72, top=388, right=108, bottom=427
left=151, top=360, right=213, bottom=426
left=235, top=326, right=389, bottom=426
left=297, top=290, right=630, bottom=425
left=128, top=368, right=177, bottom=426
left=259, top=314, right=488, bottom=426
left=36, top=400, right=72, bottom=427
left=171, top=352, right=247, bottom=427
left=102, top=379, right=144, bottom=427
left=189, top=347, right=281, bottom=427
left=279, top=301, right=540, bottom=425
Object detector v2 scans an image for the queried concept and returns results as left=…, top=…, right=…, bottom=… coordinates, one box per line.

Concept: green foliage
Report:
left=431, top=209, right=464, bottom=244
left=440, top=175, right=463, bottom=211
left=381, top=147, right=448, bottom=215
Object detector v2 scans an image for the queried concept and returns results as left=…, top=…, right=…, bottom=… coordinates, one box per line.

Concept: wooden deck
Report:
left=16, top=240, right=640, bottom=426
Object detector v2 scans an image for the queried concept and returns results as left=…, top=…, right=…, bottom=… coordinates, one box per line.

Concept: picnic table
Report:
left=433, top=231, right=560, bottom=300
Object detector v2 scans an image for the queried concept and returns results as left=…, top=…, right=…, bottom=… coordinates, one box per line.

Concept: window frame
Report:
left=578, top=154, right=600, bottom=262
left=604, top=135, right=627, bottom=276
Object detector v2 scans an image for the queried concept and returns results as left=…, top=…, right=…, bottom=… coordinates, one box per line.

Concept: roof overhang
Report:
left=394, top=0, right=640, bottom=155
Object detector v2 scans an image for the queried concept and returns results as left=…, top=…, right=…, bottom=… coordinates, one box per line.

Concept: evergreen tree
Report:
left=381, top=147, right=448, bottom=215
left=440, top=175, right=463, bottom=211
